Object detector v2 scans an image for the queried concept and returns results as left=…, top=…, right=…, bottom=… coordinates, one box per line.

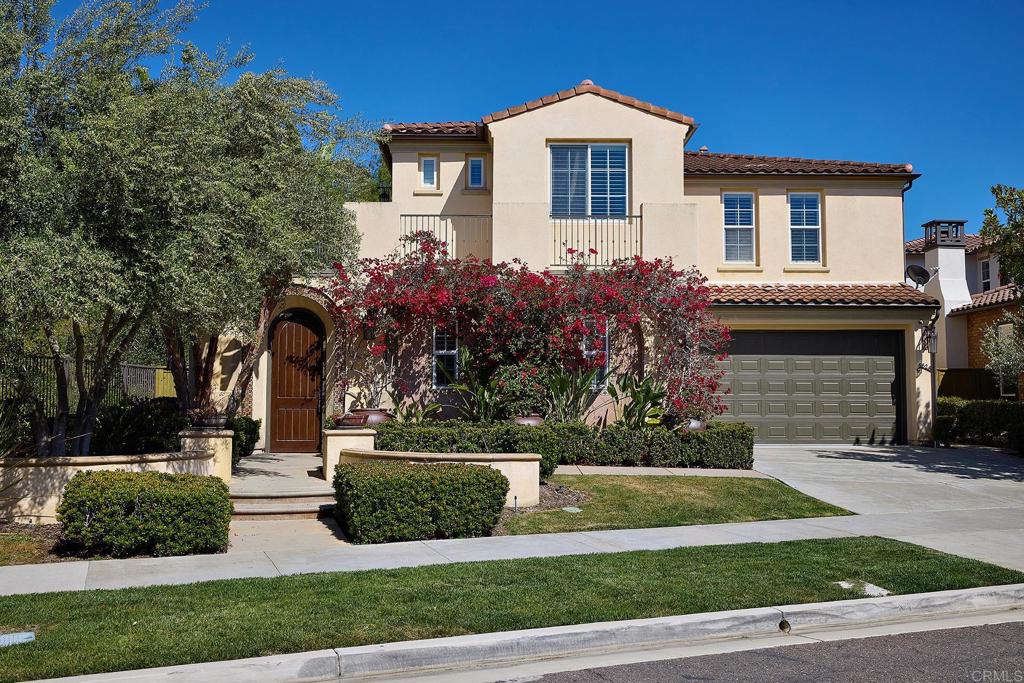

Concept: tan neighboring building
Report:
left=235, top=80, right=939, bottom=451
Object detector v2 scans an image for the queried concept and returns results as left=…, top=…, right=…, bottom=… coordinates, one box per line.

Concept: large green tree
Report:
left=0, top=0, right=370, bottom=455
left=981, top=185, right=1024, bottom=289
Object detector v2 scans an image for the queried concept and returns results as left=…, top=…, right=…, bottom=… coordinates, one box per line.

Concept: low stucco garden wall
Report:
left=339, top=448, right=540, bottom=509
left=0, top=450, right=213, bottom=523
left=0, top=430, right=233, bottom=523
left=322, top=428, right=540, bottom=508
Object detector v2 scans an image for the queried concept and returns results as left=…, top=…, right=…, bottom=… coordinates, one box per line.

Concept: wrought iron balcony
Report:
left=400, top=214, right=493, bottom=260
left=551, top=215, right=642, bottom=267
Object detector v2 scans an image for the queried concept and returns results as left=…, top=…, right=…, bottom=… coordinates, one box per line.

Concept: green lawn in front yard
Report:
left=1, top=537, right=1022, bottom=682
left=501, top=475, right=849, bottom=535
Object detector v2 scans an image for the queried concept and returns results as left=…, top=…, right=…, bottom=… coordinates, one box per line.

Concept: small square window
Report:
left=467, top=156, right=485, bottom=189
left=420, top=156, right=439, bottom=189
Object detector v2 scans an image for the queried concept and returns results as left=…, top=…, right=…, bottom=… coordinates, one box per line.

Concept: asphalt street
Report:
left=515, top=622, right=1024, bottom=683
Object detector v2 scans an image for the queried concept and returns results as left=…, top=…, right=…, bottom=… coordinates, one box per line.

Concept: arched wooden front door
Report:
left=269, top=310, right=324, bottom=453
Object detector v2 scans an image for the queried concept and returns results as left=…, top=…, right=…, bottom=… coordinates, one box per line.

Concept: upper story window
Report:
left=466, top=156, right=485, bottom=189
left=550, top=144, right=628, bottom=217
left=981, top=259, right=992, bottom=292
left=723, top=192, right=755, bottom=263
left=419, top=155, right=439, bottom=190
left=789, top=192, right=821, bottom=263
left=432, top=325, right=459, bottom=388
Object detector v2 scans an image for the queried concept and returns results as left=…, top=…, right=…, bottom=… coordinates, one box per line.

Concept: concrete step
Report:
left=230, top=492, right=335, bottom=506
left=232, top=500, right=335, bottom=521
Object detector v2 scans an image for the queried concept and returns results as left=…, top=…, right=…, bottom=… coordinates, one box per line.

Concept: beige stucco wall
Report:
left=0, top=449, right=218, bottom=523
left=713, top=307, right=934, bottom=444
left=686, top=178, right=908, bottom=283
left=487, top=94, right=689, bottom=267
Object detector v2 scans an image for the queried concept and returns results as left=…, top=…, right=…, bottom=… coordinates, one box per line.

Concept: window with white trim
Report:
left=997, top=323, right=1016, bottom=397
left=981, top=259, right=992, bottom=292
left=789, top=192, right=821, bottom=263
left=419, top=155, right=439, bottom=189
left=723, top=193, right=755, bottom=263
left=432, top=325, right=458, bottom=388
left=550, top=144, right=628, bottom=217
left=466, top=156, right=485, bottom=189
left=582, top=317, right=610, bottom=389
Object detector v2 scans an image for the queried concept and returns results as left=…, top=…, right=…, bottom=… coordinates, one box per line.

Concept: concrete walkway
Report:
left=1, top=444, right=1021, bottom=596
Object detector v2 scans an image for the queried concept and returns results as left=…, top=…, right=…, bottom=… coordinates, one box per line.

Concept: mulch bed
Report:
left=493, top=481, right=590, bottom=535
left=0, top=522, right=76, bottom=565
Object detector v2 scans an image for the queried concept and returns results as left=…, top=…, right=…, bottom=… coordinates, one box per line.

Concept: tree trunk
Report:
left=41, top=327, right=68, bottom=456
left=226, top=295, right=276, bottom=416
left=163, top=326, right=192, bottom=413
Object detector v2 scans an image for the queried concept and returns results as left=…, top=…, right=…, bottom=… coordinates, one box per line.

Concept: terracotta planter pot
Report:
left=350, top=408, right=395, bottom=426
left=333, top=413, right=369, bottom=428
left=512, top=413, right=545, bottom=427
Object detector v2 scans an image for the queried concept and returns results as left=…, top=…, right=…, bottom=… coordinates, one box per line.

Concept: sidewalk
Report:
left=4, top=505, right=1024, bottom=596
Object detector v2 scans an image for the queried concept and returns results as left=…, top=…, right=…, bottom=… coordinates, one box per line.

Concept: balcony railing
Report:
left=400, top=214, right=493, bottom=260
left=551, top=215, right=642, bottom=267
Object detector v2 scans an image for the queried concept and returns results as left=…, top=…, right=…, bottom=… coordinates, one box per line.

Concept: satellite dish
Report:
left=906, top=264, right=933, bottom=288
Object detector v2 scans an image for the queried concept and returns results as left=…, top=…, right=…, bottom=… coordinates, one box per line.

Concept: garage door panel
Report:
left=719, top=330, right=903, bottom=444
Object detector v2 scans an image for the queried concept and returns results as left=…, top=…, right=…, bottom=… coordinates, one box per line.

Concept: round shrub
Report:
left=226, top=415, right=262, bottom=466
left=333, top=461, right=509, bottom=544
left=57, top=471, right=232, bottom=558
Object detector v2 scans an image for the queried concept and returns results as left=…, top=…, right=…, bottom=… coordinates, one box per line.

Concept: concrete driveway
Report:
left=754, top=444, right=1024, bottom=570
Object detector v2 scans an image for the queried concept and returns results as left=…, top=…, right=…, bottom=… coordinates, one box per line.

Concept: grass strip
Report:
left=1, top=536, right=1021, bottom=681
left=503, top=475, right=849, bottom=535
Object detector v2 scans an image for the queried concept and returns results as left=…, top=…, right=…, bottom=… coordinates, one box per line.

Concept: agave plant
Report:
left=544, top=368, right=601, bottom=423
left=607, top=374, right=668, bottom=430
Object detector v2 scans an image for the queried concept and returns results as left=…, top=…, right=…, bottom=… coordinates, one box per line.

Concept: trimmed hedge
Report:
left=936, top=397, right=1024, bottom=449
left=374, top=420, right=755, bottom=473
left=333, top=461, right=509, bottom=544
left=226, top=416, right=261, bottom=466
left=57, top=471, right=232, bottom=558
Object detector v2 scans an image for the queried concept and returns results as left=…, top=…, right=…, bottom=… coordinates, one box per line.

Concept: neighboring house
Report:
left=221, top=80, right=939, bottom=450
left=904, top=222, right=1020, bottom=398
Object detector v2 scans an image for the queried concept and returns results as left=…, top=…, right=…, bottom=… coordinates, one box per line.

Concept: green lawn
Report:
left=1, top=537, right=1022, bottom=682
left=502, top=475, right=849, bottom=535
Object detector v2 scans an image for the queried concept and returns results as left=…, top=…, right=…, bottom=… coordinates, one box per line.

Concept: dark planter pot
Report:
left=192, top=415, right=228, bottom=431
left=333, top=413, right=369, bottom=429
left=350, top=408, right=395, bottom=426
left=512, top=413, right=545, bottom=427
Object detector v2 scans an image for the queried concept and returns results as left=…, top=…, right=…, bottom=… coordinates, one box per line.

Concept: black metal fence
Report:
left=0, top=357, right=172, bottom=415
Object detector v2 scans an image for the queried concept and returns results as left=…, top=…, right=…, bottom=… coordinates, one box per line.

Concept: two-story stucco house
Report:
left=240, top=80, right=938, bottom=452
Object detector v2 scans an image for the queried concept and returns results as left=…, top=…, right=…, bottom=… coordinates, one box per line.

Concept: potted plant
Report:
left=335, top=335, right=397, bottom=426
left=189, top=405, right=227, bottom=431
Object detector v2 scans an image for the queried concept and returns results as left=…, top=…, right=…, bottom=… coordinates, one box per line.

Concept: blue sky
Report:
left=56, top=0, right=1024, bottom=239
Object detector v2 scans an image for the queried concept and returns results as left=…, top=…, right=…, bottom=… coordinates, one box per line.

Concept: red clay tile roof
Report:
left=949, top=284, right=1020, bottom=315
left=481, top=80, right=695, bottom=126
left=383, top=121, right=485, bottom=138
left=711, top=283, right=938, bottom=307
left=685, top=151, right=916, bottom=176
left=904, top=233, right=988, bottom=254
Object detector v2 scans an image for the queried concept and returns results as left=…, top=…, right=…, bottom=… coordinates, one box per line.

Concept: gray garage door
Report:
left=718, top=330, right=904, bottom=445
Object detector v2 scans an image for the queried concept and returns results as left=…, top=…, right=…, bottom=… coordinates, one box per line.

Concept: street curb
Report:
left=39, top=583, right=1024, bottom=682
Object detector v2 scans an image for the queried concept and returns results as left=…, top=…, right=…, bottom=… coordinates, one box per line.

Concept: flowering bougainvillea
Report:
left=324, top=233, right=730, bottom=419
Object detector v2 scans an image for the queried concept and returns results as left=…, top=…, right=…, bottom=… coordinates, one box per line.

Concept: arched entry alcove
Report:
left=267, top=309, right=325, bottom=453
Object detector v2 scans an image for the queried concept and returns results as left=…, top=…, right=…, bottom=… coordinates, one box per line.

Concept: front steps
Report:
left=231, top=490, right=335, bottom=520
